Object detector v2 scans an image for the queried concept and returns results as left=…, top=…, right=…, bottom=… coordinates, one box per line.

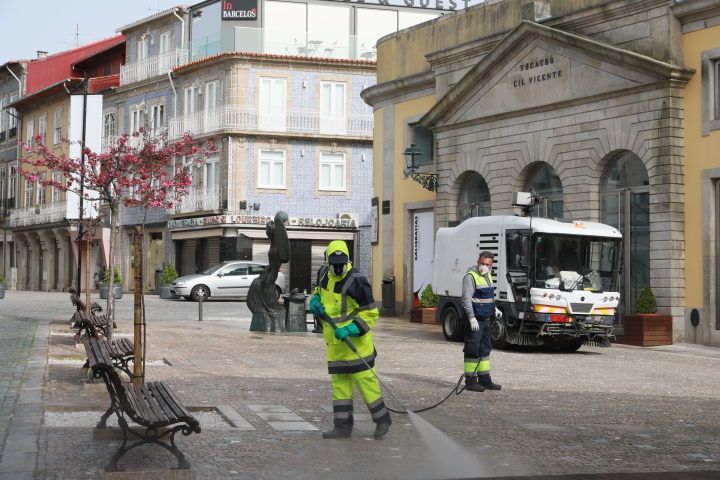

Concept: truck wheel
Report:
left=442, top=306, right=464, bottom=342
left=490, top=316, right=510, bottom=350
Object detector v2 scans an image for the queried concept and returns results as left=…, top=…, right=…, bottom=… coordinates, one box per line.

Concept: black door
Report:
left=289, top=239, right=312, bottom=294
left=195, top=239, right=206, bottom=273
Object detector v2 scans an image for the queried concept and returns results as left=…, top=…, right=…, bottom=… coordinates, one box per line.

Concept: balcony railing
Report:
left=168, top=105, right=373, bottom=139
left=9, top=201, right=67, bottom=227
left=168, top=185, right=222, bottom=215
left=120, top=48, right=189, bottom=86
left=187, top=27, right=379, bottom=64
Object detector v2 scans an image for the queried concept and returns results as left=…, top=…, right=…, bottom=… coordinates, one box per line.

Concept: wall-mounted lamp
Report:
left=300, top=149, right=305, bottom=157
left=302, top=80, right=307, bottom=88
left=361, top=154, right=365, bottom=162
left=239, top=200, right=247, bottom=210
left=253, top=202, right=260, bottom=211
left=403, top=144, right=438, bottom=192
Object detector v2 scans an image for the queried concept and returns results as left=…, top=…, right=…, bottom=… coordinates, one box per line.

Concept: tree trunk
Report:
left=133, top=226, right=144, bottom=385
left=106, top=206, right=119, bottom=339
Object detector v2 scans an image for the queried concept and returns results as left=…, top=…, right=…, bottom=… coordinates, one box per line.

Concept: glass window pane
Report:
left=357, top=8, right=397, bottom=40
left=259, top=162, right=269, bottom=185
left=308, top=5, right=349, bottom=35
left=273, top=162, right=284, bottom=185
left=265, top=1, right=306, bottom=34
left=399, top=11, right=439, bottom=30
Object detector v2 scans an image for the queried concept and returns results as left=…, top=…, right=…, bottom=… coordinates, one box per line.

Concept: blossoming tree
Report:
left=20, top=129, right=216, bottom=338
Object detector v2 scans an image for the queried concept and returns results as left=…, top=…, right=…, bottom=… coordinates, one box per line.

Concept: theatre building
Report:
left=363, top=0, right=704, bottom=342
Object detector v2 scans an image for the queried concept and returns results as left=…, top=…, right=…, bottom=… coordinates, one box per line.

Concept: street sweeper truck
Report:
left=433, top=193, right=622, bottom=351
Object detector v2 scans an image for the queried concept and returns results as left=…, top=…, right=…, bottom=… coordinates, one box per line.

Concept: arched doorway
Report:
left=457, top=173, right=491, bottom=223
left=600, top=152, right=649, bottom=322
left=525, top=164, right=563, bottom=218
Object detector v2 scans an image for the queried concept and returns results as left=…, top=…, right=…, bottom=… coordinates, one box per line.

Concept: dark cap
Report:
left=328, top=250, right=349, bottom=264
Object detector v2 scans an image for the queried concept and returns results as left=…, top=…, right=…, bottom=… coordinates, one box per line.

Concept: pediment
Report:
left=423, top=21, right=693, bottom=129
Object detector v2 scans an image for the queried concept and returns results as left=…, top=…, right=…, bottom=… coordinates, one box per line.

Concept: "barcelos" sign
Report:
left=221, top=0, right=257, bottom=20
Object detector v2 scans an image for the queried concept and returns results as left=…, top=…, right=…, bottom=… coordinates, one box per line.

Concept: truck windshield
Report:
left=534, top=234, right=620, bottom=292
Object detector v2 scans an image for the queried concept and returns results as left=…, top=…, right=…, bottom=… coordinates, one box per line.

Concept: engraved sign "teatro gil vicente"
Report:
left=512, top=57, right=563, bottom=88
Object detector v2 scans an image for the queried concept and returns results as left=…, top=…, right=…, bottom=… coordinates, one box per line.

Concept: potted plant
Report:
left=99, top=267, right=123, bottom=300
left=411, top=284, right=439, bottom=324
left=34, top=203, right=41, bottom=214
left=621, top=286, right=672, bottom=346
left=159, top=263, right=179, bottom=299
left=0, top=269, right=5, bottom=299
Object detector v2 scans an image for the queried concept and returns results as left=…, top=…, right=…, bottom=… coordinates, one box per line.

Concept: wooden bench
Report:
left=83, top=336, right=201, bottom=471
left=75, top=309, right=135, bottom=378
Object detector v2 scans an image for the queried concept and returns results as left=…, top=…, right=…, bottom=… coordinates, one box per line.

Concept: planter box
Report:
left=621, top=314, right=672, bottom=346
left=99, top=284, right=123, bottom=300
left=410, top=308, right=437, bottom=324
left=0, top=283, right=4, bottom=299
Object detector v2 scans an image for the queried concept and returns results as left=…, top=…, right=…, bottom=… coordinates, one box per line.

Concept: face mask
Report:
left=479, top=264, right=490, bottom=275
left=331, top=264, right=347, bottom=276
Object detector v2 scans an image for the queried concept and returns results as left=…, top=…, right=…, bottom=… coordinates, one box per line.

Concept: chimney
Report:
left=37, top=51, right=48, bottom=59
left=521, top=2, right=551, bottom=22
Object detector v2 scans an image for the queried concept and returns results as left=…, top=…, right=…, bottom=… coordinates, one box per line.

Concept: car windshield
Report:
left=534, top=234, right=620, bottom=292
left=202, top=263, right=227, bottom=275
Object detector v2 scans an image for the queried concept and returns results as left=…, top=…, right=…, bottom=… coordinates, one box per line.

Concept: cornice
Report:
left=548, top=0, right=671, bottom=31
left=360, top=70, right=435, bottom=108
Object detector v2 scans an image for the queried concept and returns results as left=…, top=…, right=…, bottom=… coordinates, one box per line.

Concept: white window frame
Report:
left=103, top=112, right=115, bottom=139
left=205, top=81, right=220, bottom=110
left=205, top=152, right=220, bottom=189
left=320, top=81, right=347, bottom=135
left=8, top=166, right=17, bottom=202
left=150, top=103, right=164, bottom=134
left=258, top=149, right=286, bottom=189
left=38, top=114, right=47, bottom=144
left=259, top=77, right=287, bottom=132
left=0, top=169, right=5, bottom=204
left=25, top=119, right=34, bottom=146
left=36, top=173, right=46, bottom=205
left=319, top=152, right=347, bottom=191
left=51, top=171, right=62, bottom=203
left=24, top=178, right=33, bottom=208
left=130, top=106, right=145, bottom=133
left=9, top=95, right=17, bottom=131
left=138, top=36, right=150, bottom=61
left=53, top=107, right=63, bottom=144
left=184, top=85, right=200, bottom=114
left=159, top=31, right=171, bottom=54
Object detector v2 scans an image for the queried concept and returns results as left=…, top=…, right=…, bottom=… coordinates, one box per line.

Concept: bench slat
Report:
left=141, top=383, right=172, bottom=425
left=154, top=382, right=199, bottom=431
left=147, top=382, right=181, bottom=424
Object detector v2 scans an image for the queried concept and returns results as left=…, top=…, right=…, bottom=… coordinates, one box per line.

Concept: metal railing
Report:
left=168, top=105, right=373, bottom=139
left=120, top=48, right=189, bottom=86
left=168, top=185, right=222, bottom=214
left=9, top=201, right=67, bottom=227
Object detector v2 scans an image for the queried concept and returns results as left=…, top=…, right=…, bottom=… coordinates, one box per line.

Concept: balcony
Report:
left=9, top=201, right=67, bottom=228
left=186, top=27, right=378, bottom=64
left=167, top=105, right=373, bottom=139
left=168, top=185, right=222, bottom=215
left=120, top=48, right=189, bottom=86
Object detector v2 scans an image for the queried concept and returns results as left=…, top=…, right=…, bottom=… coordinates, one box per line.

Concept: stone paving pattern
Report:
left=1, top=291, right=720, bottom=479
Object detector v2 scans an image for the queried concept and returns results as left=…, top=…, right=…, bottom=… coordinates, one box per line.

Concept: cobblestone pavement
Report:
left=1, top=291, right=720, bottom=479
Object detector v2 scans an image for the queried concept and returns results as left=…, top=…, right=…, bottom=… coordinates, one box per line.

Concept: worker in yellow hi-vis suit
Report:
left=309, top=240, right=391, bottom=439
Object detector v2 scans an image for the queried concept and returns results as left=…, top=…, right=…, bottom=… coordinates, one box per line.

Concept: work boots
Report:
left=373, top=415, right=392, bottom=438
left=322, top=426, right=352, bottom=439
left=465, top=376, right=485, bottom=392
left=479, top=374, right=501, bottom=391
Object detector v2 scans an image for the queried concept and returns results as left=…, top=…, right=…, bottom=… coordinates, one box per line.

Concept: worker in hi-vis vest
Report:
left=461, top=250, right=502, bottom=392
left=309, top=240, right=392, bottom=439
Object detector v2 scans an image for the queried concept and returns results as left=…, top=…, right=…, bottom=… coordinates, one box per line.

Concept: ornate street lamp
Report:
left=403, top=144, right=438, bottom=192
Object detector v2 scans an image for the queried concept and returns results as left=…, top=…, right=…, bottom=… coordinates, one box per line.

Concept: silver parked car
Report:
left=170, top=261, right=287, bottom=302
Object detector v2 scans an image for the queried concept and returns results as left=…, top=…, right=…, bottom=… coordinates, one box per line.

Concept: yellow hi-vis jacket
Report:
left=315, top=240, right=379, bottom=374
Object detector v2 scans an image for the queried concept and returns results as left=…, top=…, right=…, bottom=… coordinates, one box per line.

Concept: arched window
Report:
left=525, top=164, right=563, bottom=217
left=600, top=152, right=649, bottom=322
left=457, top=173, right=490, bottom=223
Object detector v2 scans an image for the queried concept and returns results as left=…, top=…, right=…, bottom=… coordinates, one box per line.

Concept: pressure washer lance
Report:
left=321, top=312, right=480, bottom=414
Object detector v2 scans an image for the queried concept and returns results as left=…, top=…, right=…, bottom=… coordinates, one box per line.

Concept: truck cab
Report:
left=433, top=215, right=622, bottom=351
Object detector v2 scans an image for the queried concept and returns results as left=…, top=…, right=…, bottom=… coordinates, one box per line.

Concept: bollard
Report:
left=198, top=296, right=203, bottom=321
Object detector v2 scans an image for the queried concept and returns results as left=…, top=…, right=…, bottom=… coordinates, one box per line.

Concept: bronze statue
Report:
left=248, top=211, right=290, bottom=332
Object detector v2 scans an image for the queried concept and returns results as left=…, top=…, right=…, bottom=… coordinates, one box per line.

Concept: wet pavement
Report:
left=0, top=290, right=720, bottom=479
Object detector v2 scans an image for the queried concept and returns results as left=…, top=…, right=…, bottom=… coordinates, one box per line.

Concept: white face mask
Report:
left=478, top=264, right=490, bottom=275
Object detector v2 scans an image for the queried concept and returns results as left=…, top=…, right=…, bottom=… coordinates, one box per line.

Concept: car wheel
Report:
left=191, top=285, right=210, bottom=302
left=442, top=305, right=464, bottom=342
left=490, top=315, right=510, bottom=350
left=183, top=296, right=191, bottom=301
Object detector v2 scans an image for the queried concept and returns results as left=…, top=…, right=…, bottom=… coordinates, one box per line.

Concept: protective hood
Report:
left=326, top=240, right=352, bottom=278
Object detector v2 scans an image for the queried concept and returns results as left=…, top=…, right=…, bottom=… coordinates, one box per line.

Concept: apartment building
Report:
left=113, top=0, right=443, bottom=294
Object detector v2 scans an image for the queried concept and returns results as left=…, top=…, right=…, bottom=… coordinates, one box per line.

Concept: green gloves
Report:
left=309, top=294, right=325, bottom=316
left=335, top=322, right=360, bottom=340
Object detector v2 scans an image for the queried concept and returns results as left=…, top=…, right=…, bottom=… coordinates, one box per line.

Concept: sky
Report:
left=0, top=0, right=181, bottom=63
